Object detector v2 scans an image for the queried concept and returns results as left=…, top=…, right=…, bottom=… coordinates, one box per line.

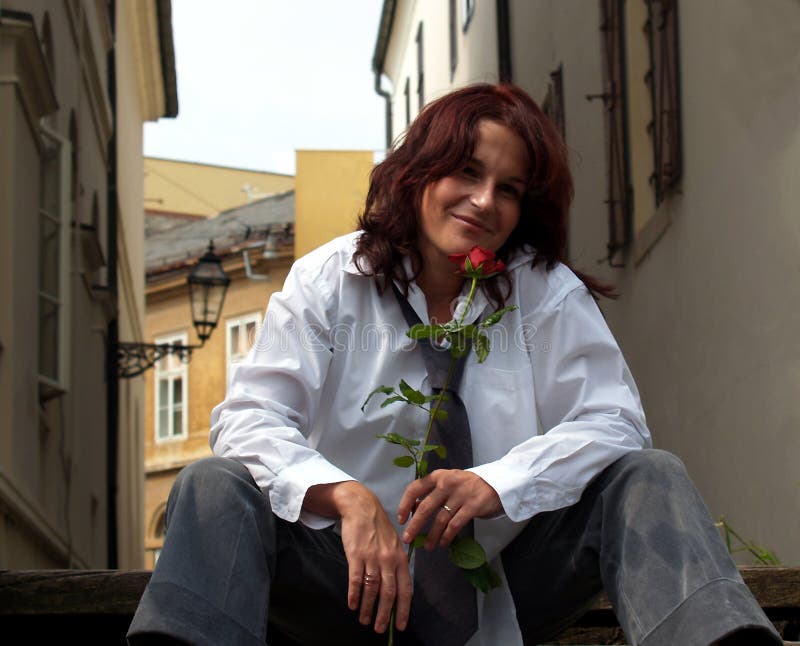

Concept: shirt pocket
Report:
left=463, top=366, right=538, bottom=463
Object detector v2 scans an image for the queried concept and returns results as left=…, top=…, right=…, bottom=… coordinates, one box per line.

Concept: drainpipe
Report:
left=106, top=0, right=119, bottom=569
left=496, top=0, right=512, bottom=82
left=372, top=0, right=396, bottom=150
left=374, top=72, right=393, bottom=150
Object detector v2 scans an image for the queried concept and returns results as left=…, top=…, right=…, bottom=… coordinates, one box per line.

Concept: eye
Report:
left=459, top=165, right=480, bottom=179
left=499, top=183, right=522, bottom=199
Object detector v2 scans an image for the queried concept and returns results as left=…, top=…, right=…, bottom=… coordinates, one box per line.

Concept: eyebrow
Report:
left=468, top=158, right=527, bottom=187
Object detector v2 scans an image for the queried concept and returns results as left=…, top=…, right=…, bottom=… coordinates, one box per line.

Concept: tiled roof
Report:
left=145, top=190, right=294, bottom=273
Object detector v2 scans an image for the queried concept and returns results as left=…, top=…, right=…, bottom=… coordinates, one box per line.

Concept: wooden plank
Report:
left=0, top=569, right=151, bottom=615
left=0, top=566, right=798, bottom=644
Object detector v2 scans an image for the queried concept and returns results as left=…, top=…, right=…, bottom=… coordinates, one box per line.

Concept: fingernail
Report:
left=402, top=532, right=410, bottom=542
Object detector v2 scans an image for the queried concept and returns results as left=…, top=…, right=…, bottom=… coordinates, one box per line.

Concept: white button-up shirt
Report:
left=210, top=232, right=651, bottom=645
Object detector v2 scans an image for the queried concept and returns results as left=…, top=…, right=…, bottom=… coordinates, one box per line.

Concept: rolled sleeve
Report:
left=209, top=258, right=356, bottom=527
left=470, top=285, right=651, bottom=522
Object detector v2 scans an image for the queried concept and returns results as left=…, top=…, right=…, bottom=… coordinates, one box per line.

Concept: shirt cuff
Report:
left=468, top=462, right=527, bottom=522
left=269, top=454, right=356, bottom=529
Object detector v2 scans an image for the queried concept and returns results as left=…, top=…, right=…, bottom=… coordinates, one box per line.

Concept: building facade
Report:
left=373, top=0, right=800, bottom=563
left=0, top=0, right=177, bottom=568
left=142, top=151, right=373, bottom=566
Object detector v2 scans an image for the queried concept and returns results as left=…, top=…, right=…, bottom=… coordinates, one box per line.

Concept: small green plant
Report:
left=715, top=516, right=780, bottom=566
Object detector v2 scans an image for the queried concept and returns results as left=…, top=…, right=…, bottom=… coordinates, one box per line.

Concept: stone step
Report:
left=0, top=566, right=798, bottom=644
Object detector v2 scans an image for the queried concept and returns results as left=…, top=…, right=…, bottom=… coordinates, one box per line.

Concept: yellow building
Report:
left=145, top=157, right=295, bottom=217
left=0, top=1, right=177, bottom=569
left=142, top=151, right=374, bottom=566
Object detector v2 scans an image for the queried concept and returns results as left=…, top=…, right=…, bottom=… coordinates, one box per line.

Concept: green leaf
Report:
left=377, top=432, right=420, bottom=448
left=423, top=444, right=447, bottom=459
left=393, top=455, right=415, bottom=468
left=407, top=324, right=445, bottom=340
left=380, top=395, right=407, bottom=408
left=424, top=392, right=448, bottom=404
left=417, top=459, right=428, bottom=477
left=461, top=324, right=479, bottom=339
left=448, top=536, right=487, bottom=569
left=431, top=408, right=449, bottom=421
left=450, top=343, right=470, bottom=359
left=480, top=305, right=519, bottom=328
left=399, top=379, right=426, bottom=405
left=462, top=564, right=491, bottom=593
left=361, top=385, right=396, bottom=411
left=475, top=332, right=490, bottom=363
left=461, top=562, right=502, bottom=593
left=412, top=534, right=427, bottom=549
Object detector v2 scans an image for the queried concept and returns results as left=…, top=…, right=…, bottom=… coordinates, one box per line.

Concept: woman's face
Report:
left=417, top=120, right=529, bottom=265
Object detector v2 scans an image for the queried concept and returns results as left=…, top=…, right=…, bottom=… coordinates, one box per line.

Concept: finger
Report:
left=359, top=567, right=381, bottom=625
left=394, top=560, right=413, bottom=631
left=347, top=559, right=364, bottom=611
left=397, top=475, right=434, bottom=524
left=402, top=489, right=447, bottom=543
left=440, top=506, right=471, bottom=546
left=373, top=570, right=397, bottom=633
left=425, top=506, right=456, bottom=549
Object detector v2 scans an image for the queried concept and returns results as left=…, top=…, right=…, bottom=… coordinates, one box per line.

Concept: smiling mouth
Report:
left=452, top=214, right=491, bottom=233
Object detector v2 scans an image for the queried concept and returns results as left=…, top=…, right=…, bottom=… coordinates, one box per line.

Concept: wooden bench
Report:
left=1, top=567, right=798, bottom=644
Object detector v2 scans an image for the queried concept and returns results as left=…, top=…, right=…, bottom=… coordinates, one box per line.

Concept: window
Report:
left=595, top=0, right=631, bottom=266
left=542, top=65, right=566, bottom=143
left=38, top=125, right=72, bottom=400
left=154, top=332, right=188, bottom=441
left=594, top=0, right=682, bottom=264
left=449, top=0, right=458, bottom=79
left=461, top=0, right=476, bottom=32
left=644, top=0, right=681, bottom=206
left=226, top=313, right=261, bottom=386
left=415, top=22, right=424, bottom=111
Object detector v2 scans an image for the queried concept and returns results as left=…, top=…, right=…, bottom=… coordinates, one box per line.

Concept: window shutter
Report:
left=542, top=65, right=566, bottom=143
left=645, top=0, right=681, bottom=205
left=595, top=0, right=631, bottom=265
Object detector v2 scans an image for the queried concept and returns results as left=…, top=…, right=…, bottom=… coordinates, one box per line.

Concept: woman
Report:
left=129, top=84, right=780, bottom=646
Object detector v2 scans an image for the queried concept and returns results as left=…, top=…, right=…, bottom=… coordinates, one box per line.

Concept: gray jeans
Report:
left=127, top=450, right=781, bottom=646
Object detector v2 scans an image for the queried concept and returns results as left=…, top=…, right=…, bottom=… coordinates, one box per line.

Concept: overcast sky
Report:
left=144, top=0, right=386, bottom=175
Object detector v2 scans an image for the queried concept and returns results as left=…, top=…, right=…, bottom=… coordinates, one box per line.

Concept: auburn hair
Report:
left=354, top=83, right=615, bottom=302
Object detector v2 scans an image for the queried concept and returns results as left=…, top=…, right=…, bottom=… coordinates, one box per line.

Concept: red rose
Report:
left=448, top=246, right=506, bottom=278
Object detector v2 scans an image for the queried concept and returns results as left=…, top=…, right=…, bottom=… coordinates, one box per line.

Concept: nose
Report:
left=469, top=180, right=495, bottom=212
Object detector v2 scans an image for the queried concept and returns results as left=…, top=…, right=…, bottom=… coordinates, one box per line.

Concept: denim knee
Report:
left=167, top=456, right=271, bottom=526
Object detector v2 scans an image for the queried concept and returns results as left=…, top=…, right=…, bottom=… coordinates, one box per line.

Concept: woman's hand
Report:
left=304, top=481, right=412, bottom=634
left=397, top=469, right=503, bottom=549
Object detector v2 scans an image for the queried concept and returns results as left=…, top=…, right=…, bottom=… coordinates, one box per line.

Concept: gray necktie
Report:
left=392, top=285, right=479, bottom=646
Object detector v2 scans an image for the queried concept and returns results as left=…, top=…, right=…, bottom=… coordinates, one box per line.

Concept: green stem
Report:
left=387, top=277, right=479, bottom=644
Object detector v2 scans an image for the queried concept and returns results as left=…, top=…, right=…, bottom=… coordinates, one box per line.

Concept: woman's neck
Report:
left=414, top=258, right=466, bottom=324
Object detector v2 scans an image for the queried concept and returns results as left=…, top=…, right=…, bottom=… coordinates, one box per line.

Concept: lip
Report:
left=452, top=213, right=492, bottom=233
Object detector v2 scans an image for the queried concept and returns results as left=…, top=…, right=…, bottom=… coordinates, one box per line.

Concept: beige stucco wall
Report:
left=0, top=2, right=112, bottom=568
left=512, top=0, right=800, bottom=563
left=145, top=158, right=295, bottom=217
left=382, top=0, right=499, bottom=143
left=143, top=259, right=291, bottom=564
left=294, top=150, right=373, bottom=257
left=599, top=0, right=800, bottom=564
left=379, top=0, right=800, bottom=562
left=1, top=0, right=175, bottom=569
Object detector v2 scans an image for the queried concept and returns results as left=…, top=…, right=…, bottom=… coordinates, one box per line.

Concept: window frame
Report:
left=38, top=124, right=72, bottom=400
left=154, top=331, right=189, bottom=443
left=225, top=312, right=262, bottom=387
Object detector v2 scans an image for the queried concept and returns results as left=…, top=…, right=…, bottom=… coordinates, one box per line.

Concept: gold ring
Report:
left=363, top=572, right=380, bottom=586
left=442, top=504, right=456, bottom=516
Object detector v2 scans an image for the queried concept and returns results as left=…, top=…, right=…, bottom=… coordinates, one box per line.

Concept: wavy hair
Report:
left=354, top=83, right=614, bottom=301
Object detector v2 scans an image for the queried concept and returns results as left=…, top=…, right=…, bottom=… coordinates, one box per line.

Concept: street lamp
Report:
left=117, top=241, right=230, bottom=378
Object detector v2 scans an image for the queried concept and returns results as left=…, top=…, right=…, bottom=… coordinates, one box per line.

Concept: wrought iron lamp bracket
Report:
left=117, top=341, right=199, bottom=379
